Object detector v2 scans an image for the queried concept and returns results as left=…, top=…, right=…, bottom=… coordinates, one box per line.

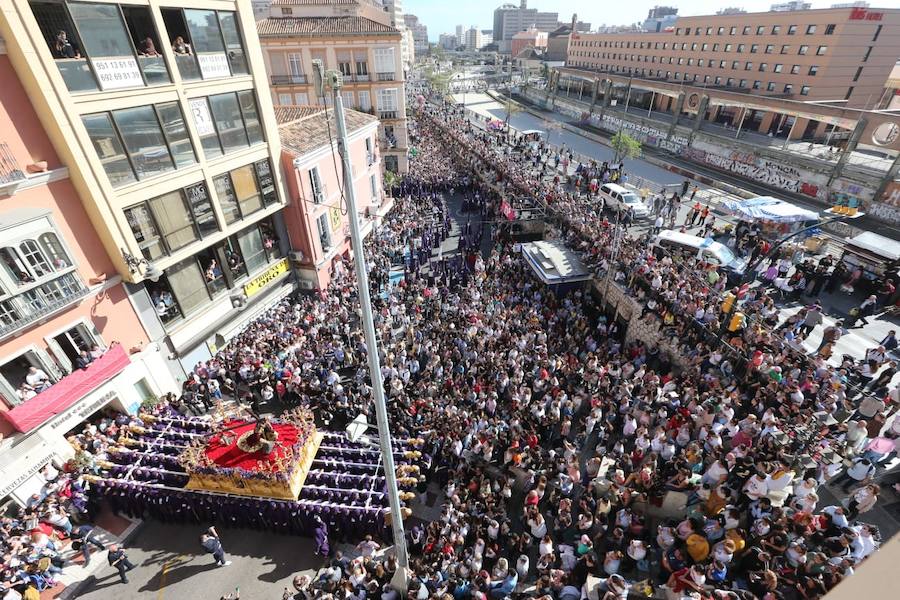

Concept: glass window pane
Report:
left=68, top=2, right=145, bottom=90
left=165, top=259, right=208, bottom=316
left=222, top=236, right=246, bottom=279
left=125, top=204, right=166, bottom=260
left=145, top=277, right=180, bottom=324
left=68, top=3, right=132, bottom=58
left=218, top=12, right=248, bottom=75
left=19, top=241, right=51, bottom=277
left=209, top=93, right=249, bottom=152
left=155, top=102, right=196, bottom=168
left=38, top=233, right=71, bottom=270
left=184, top=9, right=225, bottom=53
left=196, top=248, right=226, bottom=296
left=82, top=113, right=136, bottom=187
left=185, top=183, right=219, bottom=238
left=213, top=174, right=241, bottom=224
left=185, top=9, right=230, bottom=79
left=188, top=98, right=223, bottom=158
left=148, top=191, right=198, bottom=252
left=231, top=165, right=262, bottom=217
left=112, top=106, right=174, bottom=179
left=237, top=226, right=266, bottom=274
left=238, top=91, right=263, bottom=144
left=122, top=5, right=170, bottom=85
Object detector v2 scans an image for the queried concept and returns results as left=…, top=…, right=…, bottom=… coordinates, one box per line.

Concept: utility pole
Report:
left=311, top=60, right=409, bottom=592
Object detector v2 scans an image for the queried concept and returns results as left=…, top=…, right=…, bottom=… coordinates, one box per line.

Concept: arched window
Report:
left=19, top=240, right=51, bottom=278
left=38, top=233, right=71, bottom=270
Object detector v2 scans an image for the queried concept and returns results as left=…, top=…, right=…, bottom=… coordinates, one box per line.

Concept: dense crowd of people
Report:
left=5, top=87, right=897, bottom=600
left=0, top=413, right=126, bottom=599
left=177, top=89, right=898, bottom=600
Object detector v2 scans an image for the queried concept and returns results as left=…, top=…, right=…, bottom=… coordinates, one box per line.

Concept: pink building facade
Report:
left=0, top=51, right=178, bottom=504
left=277, top=107, right=390, bottom=291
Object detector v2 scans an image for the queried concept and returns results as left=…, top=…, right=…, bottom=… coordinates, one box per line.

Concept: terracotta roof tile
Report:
left=277, top=105, right=378, bottom=156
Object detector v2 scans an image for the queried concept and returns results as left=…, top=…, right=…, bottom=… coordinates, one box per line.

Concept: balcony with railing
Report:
left=353, top=73, right=371, bottom=82
left=271, top=74, right=308, bottom=85
left=0, top=273, right=90, bottom=341
left=376, top=72, right=396, bottom=81
left=2, top=344, right=131, bottom=433
left=378, top=110, right=399, bottom=120
left=0, top=143, right=26, bottom=188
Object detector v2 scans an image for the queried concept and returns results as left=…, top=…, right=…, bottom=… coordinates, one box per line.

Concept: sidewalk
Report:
left=45, top=511, right=142, bottom=600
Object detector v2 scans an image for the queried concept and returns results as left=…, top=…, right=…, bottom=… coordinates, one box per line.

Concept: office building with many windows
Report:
left=566, top=5, right=900, bottom=108
left=0, top=0, right=294, bottom=375
left=0, top=36, right=180, bottom=504
left=258, top=10, right=409, bottom=173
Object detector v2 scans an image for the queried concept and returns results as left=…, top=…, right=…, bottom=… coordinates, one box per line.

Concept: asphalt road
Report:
left=73, top=522, right=321, bottom=600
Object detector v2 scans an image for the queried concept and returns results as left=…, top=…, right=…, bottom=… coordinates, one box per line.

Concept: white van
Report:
left=651, top=230, right=747, bottom=278
left=599, top=183, right=650, bottom=219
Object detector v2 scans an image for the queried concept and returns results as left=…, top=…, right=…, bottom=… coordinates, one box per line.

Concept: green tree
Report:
left=610, top=130, right=642, bottom=163
left=383, top=170, right=400, bottom=192
left=504, top=99, right=522, bottom=141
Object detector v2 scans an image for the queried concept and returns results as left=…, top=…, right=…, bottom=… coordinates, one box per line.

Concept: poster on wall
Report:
left=91, top=57, right=143, bottom=90
left=189, top=98, right=215, bottom=137
left=197, top=53, right=230, bottom=79
left=329, top=206, right=342, bottom=232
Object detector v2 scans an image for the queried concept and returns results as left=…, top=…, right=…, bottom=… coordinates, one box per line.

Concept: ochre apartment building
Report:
left=567, top=6, right=900, bottom=109
left=258, top=0, right=409, bottom=173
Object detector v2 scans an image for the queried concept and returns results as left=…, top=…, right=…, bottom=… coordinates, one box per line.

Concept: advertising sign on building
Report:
left=329, top=206, right=342, bottom=232
left=91, top=57, right=143, bottom=90
left=243, top=259, right=289, bottom=298
left=189, top=98, right=215, bottom=137
left=197, top=53, right=231, bottom=79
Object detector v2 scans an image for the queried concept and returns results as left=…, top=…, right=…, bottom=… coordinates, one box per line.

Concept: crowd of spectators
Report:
left=173, top=89, right=899, bottom=600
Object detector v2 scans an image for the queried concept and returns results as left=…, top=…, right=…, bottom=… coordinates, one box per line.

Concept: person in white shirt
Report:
left=25, top=367, right=51, bottom=391
left=743, top=472, right=769, bottom=501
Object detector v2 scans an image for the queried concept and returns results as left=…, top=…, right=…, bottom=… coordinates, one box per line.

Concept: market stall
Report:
left=720, top=196, right=824, bottom=254
left=839, top=231, right=900, bottom=287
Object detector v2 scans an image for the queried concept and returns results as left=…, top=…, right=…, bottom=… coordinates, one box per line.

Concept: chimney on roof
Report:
left=571, top=13, right=577, bottom=31
left=520, top=0, right=527, bottom=9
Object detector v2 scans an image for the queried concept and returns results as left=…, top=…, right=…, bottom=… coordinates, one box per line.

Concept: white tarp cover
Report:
left=521, top=241, right=592, bottom=285
left=721, top=196, right=819, bottom=223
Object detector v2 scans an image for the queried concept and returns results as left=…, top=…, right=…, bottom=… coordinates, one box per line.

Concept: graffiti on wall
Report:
left=588, top=113, right=689, bottom=154
left=684, top=147, right=811, bottom=195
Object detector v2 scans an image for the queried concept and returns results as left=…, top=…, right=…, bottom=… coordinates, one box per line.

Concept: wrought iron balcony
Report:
left=376, top=72, right=396, bottom=81
left=0, top=143, right=25, bottom=186
left=270, top=74, right=308, bottom=85
left=0, top=273, right=89, bottom=340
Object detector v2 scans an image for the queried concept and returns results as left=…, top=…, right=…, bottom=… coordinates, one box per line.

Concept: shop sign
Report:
left=189, top=98, right=215, bottom=137
left=91, top=57, right=143, bottom=90
left=329, top=206, right=342, bottom=231
left=48, top=390, right=118, bottom=432
left=849, top=8, right=882, bottom=20
left=197, top=53, right=230, bottom=79
left=0, top=446, right=55, bottom=499
left=243, top=259, right=289, bottom=298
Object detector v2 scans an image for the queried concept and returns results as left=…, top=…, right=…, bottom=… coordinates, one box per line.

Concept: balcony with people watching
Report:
left=28, top=1, right=250, bottom=94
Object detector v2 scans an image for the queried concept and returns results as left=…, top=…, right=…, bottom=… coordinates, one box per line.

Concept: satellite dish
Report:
left=346, top=413, right=369, bottom=443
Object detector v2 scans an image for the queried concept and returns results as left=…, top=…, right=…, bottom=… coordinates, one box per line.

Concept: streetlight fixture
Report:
left=121, top=249, right=161, bottom=282
left=311, top=59, right=410, bottom=592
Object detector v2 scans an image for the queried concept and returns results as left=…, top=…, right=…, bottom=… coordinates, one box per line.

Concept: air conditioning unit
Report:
left=314, top=191, right=325, bottom=204
left=289, top=250, right=306, bottom=263
left=297, top=279, right=316, bottom=290
left=229, top=291, right=248, bottom=311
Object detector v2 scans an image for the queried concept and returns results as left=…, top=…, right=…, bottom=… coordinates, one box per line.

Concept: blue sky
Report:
left=403, top=0, right=891, bottom=41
